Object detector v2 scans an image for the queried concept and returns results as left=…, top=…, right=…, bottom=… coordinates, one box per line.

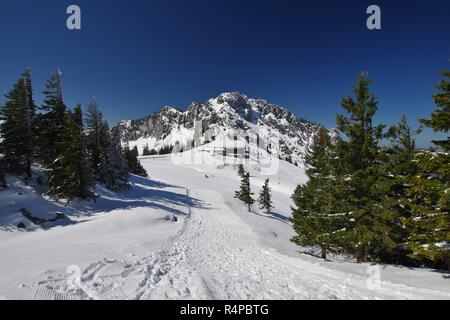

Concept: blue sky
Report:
left=0, top=0, right=448, bottom=148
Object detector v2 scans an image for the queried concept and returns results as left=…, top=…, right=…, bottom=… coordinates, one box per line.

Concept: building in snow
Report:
left=199, top=137, right=249, bottom=159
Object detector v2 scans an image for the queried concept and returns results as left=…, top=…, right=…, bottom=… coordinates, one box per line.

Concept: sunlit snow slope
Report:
left=20, top=150, right=450, bottom=300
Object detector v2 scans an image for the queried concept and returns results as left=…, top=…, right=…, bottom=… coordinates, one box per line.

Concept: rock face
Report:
left=118, top=92, right=334, bottom=166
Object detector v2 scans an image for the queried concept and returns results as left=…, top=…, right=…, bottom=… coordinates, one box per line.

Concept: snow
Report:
left=0, top=152, right=449, bottom=300
left=0, top=172, right=189, bottom=299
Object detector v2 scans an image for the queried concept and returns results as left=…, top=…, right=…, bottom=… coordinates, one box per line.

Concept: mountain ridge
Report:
left=118, top=92, right=330, bottom=166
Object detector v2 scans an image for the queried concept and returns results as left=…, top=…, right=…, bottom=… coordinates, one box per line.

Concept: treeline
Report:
left=0, top=69, right=147, bottom=200
left=291, top=71, right=449, bottom=270
left=142, top=144, right=174, bottom=156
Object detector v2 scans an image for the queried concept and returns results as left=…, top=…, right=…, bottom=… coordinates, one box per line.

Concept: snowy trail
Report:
left=35, top=189, right=450, bottom=300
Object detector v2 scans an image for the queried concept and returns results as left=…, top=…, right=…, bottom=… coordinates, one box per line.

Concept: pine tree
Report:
left=401, top=152, right=450, bottom=270
left=85, top=98, right=108, bottom=176
left=123, top=146, right=148, bottom=177
left=142, top=144, right=151, bottom=156
left=238, top=164, right=245, bottom=177
left=386, top=115, right=419, bottom=177
left=258, top=178, right=273, bottom=215
left=84, top=101, right=129, bottom=190
left=158, top=145, right=173, bottom=155
left=47, top=110, right=94, bottom=200
left=290, top=127, right=345, bottom=259
left=36, top=70, right=66, bottom=166
left=98, top=123, right=130, bottom=190
left=382, top=115, right=422, bottom=264
left=235, top=172, right=254, bottom=212
left=334, top=73, right=397, bottom=263
left=420, top=70, right=450, bottom=151
left=0, top=69, right=36, bottom=177
left=0, top=160, right=6, bottom=188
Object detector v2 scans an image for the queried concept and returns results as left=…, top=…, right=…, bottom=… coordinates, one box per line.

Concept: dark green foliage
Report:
left=142, top=144, right=152, bottom=156
left=36, top=70, right=66, bottom=166
left=290, top=127, right=345, bottom=259
left=158, top=145, right=173, bottom=155
left=334, top=73, right=398, bottom=263
left=400, top=152, right=450, bottom=270
left=85, top=99, right=109, bottom=176
left=47, top=110, right=95, bottom=200
left=124, top=146, right=148, bottom=178
left=0, top=69, right=36, bottom=177
left=85, top=101, right=130, bottom=190
left=142, top=146, right=158, bottom=156
left=290, top=71, right=449, bottom=269
left=0, top=70, right=134, bottom=198
left=235, top=172, right=254, bottom=212
left=420, top=70, right=450, bottom=151
left=258, top=178, right=273, bottom=215
left=98, top=125, right=130, bottom=190
left=0, top=160, right=6, bottom=188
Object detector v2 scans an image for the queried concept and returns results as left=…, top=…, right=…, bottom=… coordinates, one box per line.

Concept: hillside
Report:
left=0, top=150, right=449, bottom=299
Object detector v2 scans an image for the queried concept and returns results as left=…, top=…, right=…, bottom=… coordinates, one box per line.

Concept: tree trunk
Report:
left=320, top=245, right=327, bottom=260
left=356, top=245, right=367, bottom=263
left=248, top=204, right=251, bottom=212
left=26, top=159, right=32, bottom=178
left=0, top=176, right=6, bottom=188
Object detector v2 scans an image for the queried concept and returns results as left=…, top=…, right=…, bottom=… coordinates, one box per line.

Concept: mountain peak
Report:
left=119, top=93, right=323, bottom=166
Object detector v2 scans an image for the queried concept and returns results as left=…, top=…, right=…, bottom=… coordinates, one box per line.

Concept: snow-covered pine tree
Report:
left=334, top=72, right=398, bottom=263
left=420, top=70, right=450, bottom=151
left=401, top=152, right=450, bottom=270
left=123, top=145, right=148, bottom=177
left=235, top=172, right=254, bottom=212
left=0, top=69, right=36, bottom=177
left=290, top=127, right=345, bottom=259
left=36, top=70, right=66, bottom=167
left=47, top=109, right=95, bottom=200
left=383, top=115, right=421, bottom=264
left=258, top=178, right=273, bottom=215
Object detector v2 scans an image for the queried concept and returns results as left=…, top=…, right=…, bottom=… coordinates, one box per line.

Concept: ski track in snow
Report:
left=34, top=189, right=450, bottom=300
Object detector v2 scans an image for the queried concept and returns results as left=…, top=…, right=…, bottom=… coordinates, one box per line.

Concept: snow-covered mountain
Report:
left=118, top=92, right=329, bottom=166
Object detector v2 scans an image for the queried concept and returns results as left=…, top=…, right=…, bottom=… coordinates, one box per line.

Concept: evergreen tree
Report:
left=290, top=127, right=345, bottom=259
left=420, top=70, right=450, bottom=151
left=387, top=117, right=450, bottom=270
left=98, top=124, right=130, bottom=190
left=235, top=172, right=254, bottom=212
left=142, top=144, right=151, bottom=156
left=386, top=115, right=419, bottom=177
left=124, top=146, right=148, bottom=177
left=258, top=178, right=273, bottom=215
left=238, top=164, right=245, bottom=177
left=334, top=73, right=397, bottom=263
left=400, top=152, right=450, bottom=270
left=382, top=116, right=422, bottom=264
left=0, top=69, right=36, bottom=177
left=47, top=110, right=94, bottom=200
left=85, top=98, right=108, bottom=176
left=36, top=70, right=66, bottom=166
left=158, top=145, right=173, bottom=155
left=0, top=159, right=6, bottom=188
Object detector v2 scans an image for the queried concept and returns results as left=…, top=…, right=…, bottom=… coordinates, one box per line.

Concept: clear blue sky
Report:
left=0, top=0, right=448, bottom=148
